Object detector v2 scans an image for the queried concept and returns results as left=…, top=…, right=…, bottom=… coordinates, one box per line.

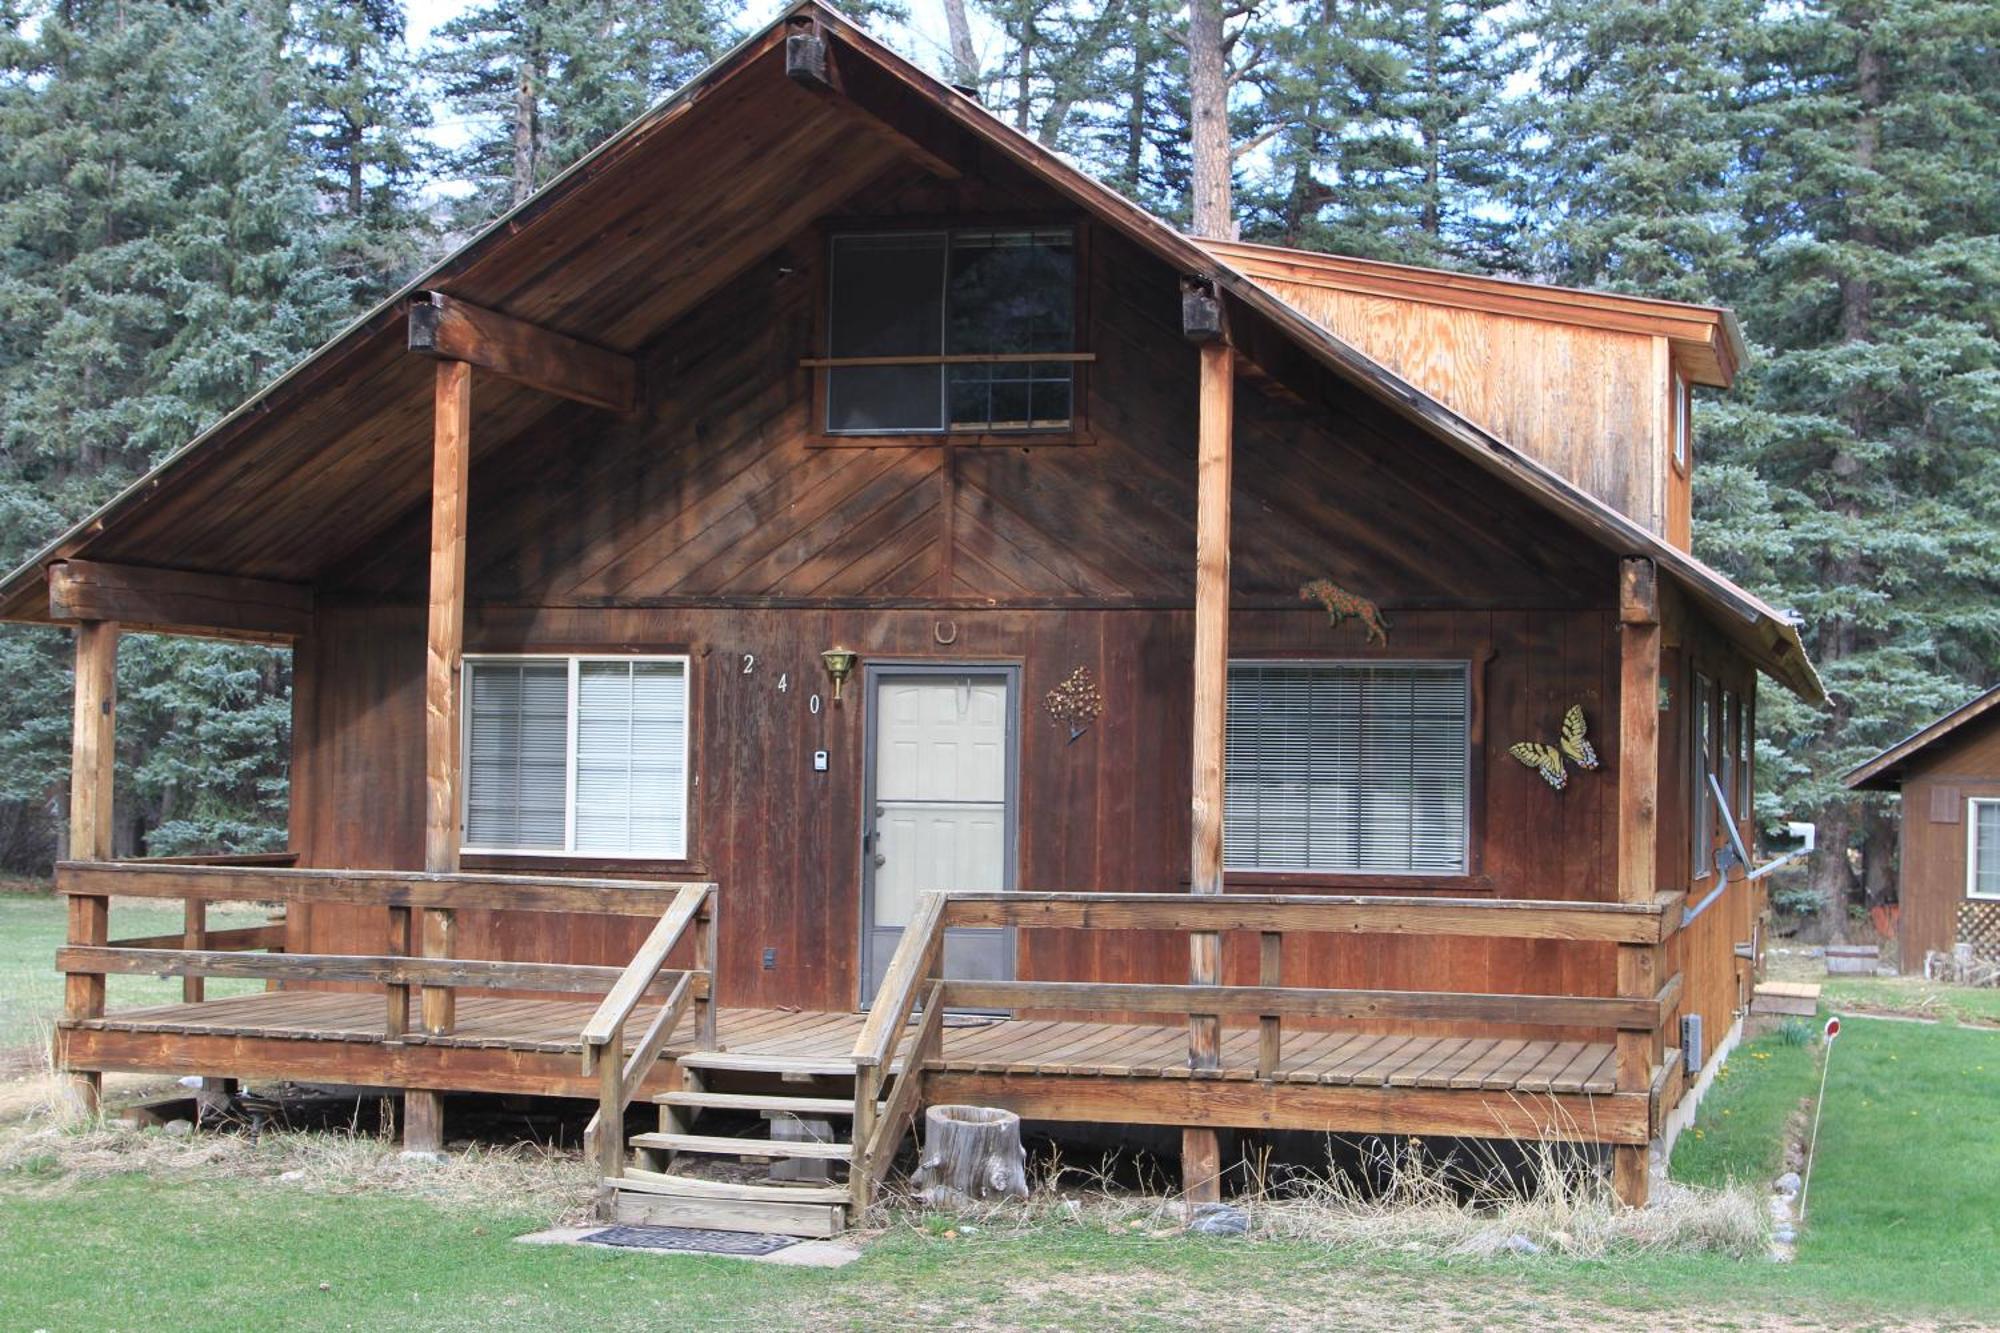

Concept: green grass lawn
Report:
left=0, top=889, right=269, bottom=1049
left=1, top=1004, right=1995, bottom=1328
left=1821, top=973, right=2000, bottom=1025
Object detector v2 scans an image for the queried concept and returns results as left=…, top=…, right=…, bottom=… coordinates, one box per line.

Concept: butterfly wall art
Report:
left=1509, top=705, right=1600, bottom=790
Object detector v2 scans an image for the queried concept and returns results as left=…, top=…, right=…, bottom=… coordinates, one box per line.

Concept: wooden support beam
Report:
left=1615, top=555, right=1663, bottom=1208
left=404, top=1088, right=445, bottom=1155
left=407, top=292, right=636, bottom=414
left=47, top=559, right=312, bottom=642
left=63, top=620, right=118, bottom=1114
left=1185, top=335, right=1234, bottom=1204
left=421, top=358, right=470, bottom=1037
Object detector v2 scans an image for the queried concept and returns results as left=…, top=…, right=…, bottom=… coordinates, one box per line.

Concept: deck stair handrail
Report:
left=580, top=881, right=718, bottom=1181
left=846, top=893, right=950, bottom=1210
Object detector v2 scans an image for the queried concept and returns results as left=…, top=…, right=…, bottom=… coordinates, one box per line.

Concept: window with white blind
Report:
left=1970, top=799, right=2000, bottom=901
left=462, top=656, right=690, bottom=858
left=1224, top=661, right=1471, bottom=875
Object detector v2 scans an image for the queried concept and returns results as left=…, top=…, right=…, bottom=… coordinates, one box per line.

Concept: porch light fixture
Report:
left=820, top=648, right=858, bottom=702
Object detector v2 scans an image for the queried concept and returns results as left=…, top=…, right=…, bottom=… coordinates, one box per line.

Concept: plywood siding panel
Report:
left=1250, top=278, right=1667, bottom=538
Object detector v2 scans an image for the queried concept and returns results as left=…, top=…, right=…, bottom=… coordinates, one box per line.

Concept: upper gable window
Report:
left=824, top=228, right=1076, bottom=436
left=1671, top=368, right=1691, bottom=472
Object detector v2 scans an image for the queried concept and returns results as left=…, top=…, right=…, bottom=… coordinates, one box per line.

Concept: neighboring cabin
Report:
left=2, top=2, right=1820, bottom=1232
left=1847, top=685, right=2000, bottom=968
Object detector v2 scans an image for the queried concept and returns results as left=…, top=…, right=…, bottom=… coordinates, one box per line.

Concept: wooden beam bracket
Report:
left=1181, top=277, right=1226, bottom=344
left=784, top=20, right=830, bottom=89
left=407, top=292, right=636, bottom=414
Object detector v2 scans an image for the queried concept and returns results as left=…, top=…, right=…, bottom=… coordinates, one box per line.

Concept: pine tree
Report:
left=0, top=0, right=355, bottom=865
left=1509, top=0, right=1752, bottom=299
left=295, top=0, right=434, bottom=297
left=1701, top=0, right=2000, bottom=936
left=1232, top=0, right=1516, bottom=268
left=428, top=0, right=735, bottom=225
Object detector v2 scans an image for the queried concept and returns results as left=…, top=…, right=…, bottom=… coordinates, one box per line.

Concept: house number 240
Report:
left=743, top=653, right=815, bottom=709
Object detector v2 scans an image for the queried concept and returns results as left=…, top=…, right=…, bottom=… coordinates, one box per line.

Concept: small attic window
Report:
left=819, top=227, right=1080, bottom=437
left=1672, top=368, right=1691, bottom=473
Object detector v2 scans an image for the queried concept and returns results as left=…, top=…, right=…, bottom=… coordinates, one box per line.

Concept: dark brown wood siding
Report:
left=293, top=601, right=1625, bottom=1017
left=1892, top=719, right=2000, bottom=965
left=284, top=188, right=1766, bottom=1037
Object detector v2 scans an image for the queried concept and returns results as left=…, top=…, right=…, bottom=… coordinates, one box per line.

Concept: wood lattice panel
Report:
left=1956, top=900, right=2000, bottom=957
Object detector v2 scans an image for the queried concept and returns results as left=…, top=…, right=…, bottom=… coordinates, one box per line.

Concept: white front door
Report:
left=862, top=669, right=1015, bottom=1002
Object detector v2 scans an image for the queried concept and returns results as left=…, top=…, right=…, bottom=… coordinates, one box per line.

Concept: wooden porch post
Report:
left=62, top=620, right=119, bottom=1113
left=1615, top=556, right=1663, bottom=1207
left=1185, top=326, right=1234, bottom=1204
left=407, top=356, right=470, bottom=1151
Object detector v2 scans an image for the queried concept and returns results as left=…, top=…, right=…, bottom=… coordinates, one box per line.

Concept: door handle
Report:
left=872, top=851, right=887, bottom=868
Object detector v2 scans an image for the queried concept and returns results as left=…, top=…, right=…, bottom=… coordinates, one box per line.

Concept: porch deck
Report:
left=54, top=860, right=1687, bottom=1225
left=64, top=991, right=1623, bottom=1095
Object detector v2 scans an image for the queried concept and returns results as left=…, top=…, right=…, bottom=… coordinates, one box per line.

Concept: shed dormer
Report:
left=1204, top=240, right=1745, bottom=551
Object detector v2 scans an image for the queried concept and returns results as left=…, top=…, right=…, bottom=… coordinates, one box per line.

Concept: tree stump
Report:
left=916, top=1105, right=1029, bottom=1207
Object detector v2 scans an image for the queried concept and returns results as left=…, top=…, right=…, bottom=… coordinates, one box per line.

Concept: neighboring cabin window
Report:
left=462, top=656, right=690, bottom=858
left=1224, top=662, right=1471, bottom=875
left=1971, top=799, right=2000, bottom=901
left=825, top=228, right=1075, bottom=435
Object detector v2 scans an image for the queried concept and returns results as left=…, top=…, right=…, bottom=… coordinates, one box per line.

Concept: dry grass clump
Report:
left=0, top=1116, right=597, bottom=1223
left=873, top=1137, right=1769, bottom=1262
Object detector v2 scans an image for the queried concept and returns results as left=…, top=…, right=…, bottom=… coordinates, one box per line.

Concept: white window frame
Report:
left=1969, top=797, right=2000, bottom=902
left=459, top=653, right=692, bottom=860
left=1221, top=657, right=1474, bottom=878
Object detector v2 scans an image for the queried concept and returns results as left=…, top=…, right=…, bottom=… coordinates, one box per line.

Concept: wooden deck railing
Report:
left=848, top=888, right=1686, bottom=1199
left=579, top=882, right=717, bottom=1181
left=54, top=858, right=711, bottom=1065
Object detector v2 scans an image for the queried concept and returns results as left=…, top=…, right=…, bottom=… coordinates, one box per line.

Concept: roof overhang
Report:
left=0, top=0, right=1822, bottom=705
left=1845, top=684, right=2000, bottom=791
left=1204, top=239, right=1746, bottom=387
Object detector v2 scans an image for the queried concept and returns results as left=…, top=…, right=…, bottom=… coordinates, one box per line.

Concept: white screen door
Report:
left=862, top=668, right=1016, bottom=1002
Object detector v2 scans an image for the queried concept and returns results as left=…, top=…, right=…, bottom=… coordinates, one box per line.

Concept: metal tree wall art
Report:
left=1044, top=666, right=1104, bottom=742
left=1509, top=705, right=1601, bottom=790
left=1299, top=578, right=1390, bottom=646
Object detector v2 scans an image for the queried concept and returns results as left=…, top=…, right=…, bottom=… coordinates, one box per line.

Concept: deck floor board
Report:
left=67, top=994, right=1614, bottom=1095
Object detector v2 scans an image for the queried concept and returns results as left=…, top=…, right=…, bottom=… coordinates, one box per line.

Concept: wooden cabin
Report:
left=1846, top=685, right=2000, bottom=968
left=2, top=4, right=1822, bottom=1235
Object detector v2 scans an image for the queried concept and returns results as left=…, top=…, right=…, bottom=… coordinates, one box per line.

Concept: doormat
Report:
left=581, top=1224, right=800, bottom=1256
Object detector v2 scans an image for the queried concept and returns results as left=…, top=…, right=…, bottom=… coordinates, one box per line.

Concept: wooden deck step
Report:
left=677, top=1050, right=857, bottom=1076
left=655, top=1090, right=862, bottom=1116
left=630, top=1131, right=854, bottom=1161
left=610, top=1187, right=846, bottom=1238
left=1752, top=981, right=1821, bottom=1017
left=609, top=1164, right=852, bottom=1237
left=614, top=1167, right=851, bottom=1203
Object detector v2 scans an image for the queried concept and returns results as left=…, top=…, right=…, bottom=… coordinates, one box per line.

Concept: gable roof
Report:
left=1845, top=684, right=2000, bottom=791
left=1203, top=238, right=1747, bottom=387
left=0, top=0, right=1822, bottom=704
